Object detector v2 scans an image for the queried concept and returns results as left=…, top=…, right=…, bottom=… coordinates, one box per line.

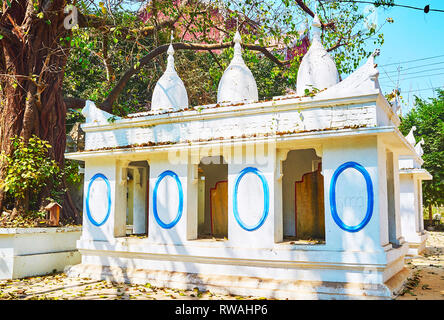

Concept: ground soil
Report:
left=396, top=231, right=444, bottom=300
left=0, top=232, right=443, bottom=300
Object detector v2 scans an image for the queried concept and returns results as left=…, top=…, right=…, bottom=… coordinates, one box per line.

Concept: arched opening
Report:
left=282, top=149, right=325, bottom=244
left=126, top=161, right=150, bottom=236
left=197, top=156, right=228, bottom=240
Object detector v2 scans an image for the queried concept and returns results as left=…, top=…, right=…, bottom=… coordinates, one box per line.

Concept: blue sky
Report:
left=368, top=0, right=444, bottom=114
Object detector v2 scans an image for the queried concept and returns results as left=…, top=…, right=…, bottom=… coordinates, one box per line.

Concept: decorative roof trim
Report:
left=66, top=126, right=399, bottom=160
left=81, top=93, right=382, bottom=132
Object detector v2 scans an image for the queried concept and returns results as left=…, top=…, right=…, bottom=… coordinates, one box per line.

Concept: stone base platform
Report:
left=65, top=264, right=410, bottom=300
left=405, top=233, right=428, bottom=257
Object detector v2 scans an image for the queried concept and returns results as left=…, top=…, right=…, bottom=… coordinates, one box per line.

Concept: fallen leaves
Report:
left=421, top=284, right=431, bottom=290
left=397, top=231, right=444, bottom=300
left=0, top=272, right=268, bottom=300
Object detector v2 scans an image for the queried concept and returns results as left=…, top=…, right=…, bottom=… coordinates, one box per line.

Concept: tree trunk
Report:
left=0, top=0, right=80, bottom=223
left=428, top=203, right=433, bottom=227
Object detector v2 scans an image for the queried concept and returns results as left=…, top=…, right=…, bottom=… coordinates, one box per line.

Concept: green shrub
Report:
left=0, top=135, right=60, bottom=210
left=63, top=159, right=82, bottom=186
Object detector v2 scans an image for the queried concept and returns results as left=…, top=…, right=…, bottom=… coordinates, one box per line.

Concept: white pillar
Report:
left=82, top=158, right=126, bottom=241
left=226, top=140, right=279, bottom=248
left=148, top=155, right=194, bottom=244
left=399, top=173, right=417, bottom=242
left=322, top=136, right=384, bottom=252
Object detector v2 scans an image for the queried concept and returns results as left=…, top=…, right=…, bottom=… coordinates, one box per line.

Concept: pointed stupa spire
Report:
left=151, top=31, right=189, bottom=111
left=405, top=126, right=417, bottom=145
left=232, top=30, right=243, bottom=64
left=166, top=30, right=175, bottom=72
left=217, top=30, right=258, bottom=104
left=311, top=12, right=322, bottom=41
left=296, top=13, right=339, bottom=96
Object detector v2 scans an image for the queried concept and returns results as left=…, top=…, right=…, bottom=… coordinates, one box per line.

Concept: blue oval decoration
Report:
left=233, top=167, right=270, bottom=231
left=329, top=161, right=374, bottom=233
left=86, top=173, right=112, bottom=227
left=153, top=170, right=183, bottom=229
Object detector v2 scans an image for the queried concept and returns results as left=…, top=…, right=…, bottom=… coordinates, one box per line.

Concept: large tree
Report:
left=0, top=0, right=388, bottom=222
left=0, top=0, right=72, bottom=217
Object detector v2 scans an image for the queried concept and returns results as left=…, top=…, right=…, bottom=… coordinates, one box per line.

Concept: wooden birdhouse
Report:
left=44, top=202, right=62, bottom=226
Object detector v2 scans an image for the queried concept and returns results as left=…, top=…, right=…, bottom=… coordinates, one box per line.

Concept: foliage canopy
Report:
left=399, top=89, right=444, bottom=208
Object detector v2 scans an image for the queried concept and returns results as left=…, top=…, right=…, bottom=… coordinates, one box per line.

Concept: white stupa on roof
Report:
left=296, top=14, right=339, bottom=96
left=151, top=36, right=189, bottom=111
left=399, top=126, right=424, bottom=169
left=405, top=126, right=417, bottom=145
left=217, top=31, right=258, bottom=104
left=415, top=138, right=425, bottom=157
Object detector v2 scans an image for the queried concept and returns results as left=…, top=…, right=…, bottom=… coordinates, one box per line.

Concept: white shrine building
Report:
left=398, top=127, right=432, bottom=256
left=65, top=16, right=431, bottom=299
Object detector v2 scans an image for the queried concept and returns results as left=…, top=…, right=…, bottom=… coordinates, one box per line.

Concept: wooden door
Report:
left=210, top=181, right=228, bottom=237
left=295, top=168, right=325, bottom=240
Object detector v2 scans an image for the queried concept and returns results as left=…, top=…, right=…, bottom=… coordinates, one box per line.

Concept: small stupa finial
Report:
left=232, top=29, right=244, bottom=64
left=167, top=30, right=174, bottom=55
left=312, top=13, right=322, bottom=41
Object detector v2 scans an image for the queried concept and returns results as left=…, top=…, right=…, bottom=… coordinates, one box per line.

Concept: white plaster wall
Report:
left=81, top=252, right=385, bottom=285
left=322, top=136, right=383, bottom=253
left=417, top=179, right=425, bottom=232
left=76, top=236, right=399, bottom=286
left=148, top=159, right=191, bottom=244
left=83, top=102, right=378, bottom=151
left=82, top=158, right=126, bottom=241
left=0, top=228, right=81, bottom=279
left=399, top=174, right=426, bottom=247
left=186, top=162, right=198, bottom=240
left=377, top=140, right=390, bottom=247
left=399, top=158, right=417, bottom=169
left=400, top=174, right=416, bottom=241
left=379, top=145, right=403, bottom=247
left=392, top=151, right=403, bottom=244
left=227, top=150, right=277, bottom=248
left=376, top=101, right=391, bottom=127
left=386, top=151, right=400, bottom=245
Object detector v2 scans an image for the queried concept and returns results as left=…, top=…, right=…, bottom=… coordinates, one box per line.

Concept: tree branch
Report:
left=64, top=96, right=88, bottom=110
left=327, top=35, right=345, bottom=52
left=294, top=0, right=336, bottom=30
left=295, top=0, right=315, bottom=17
left=0, top=26, right=16, bottom=42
